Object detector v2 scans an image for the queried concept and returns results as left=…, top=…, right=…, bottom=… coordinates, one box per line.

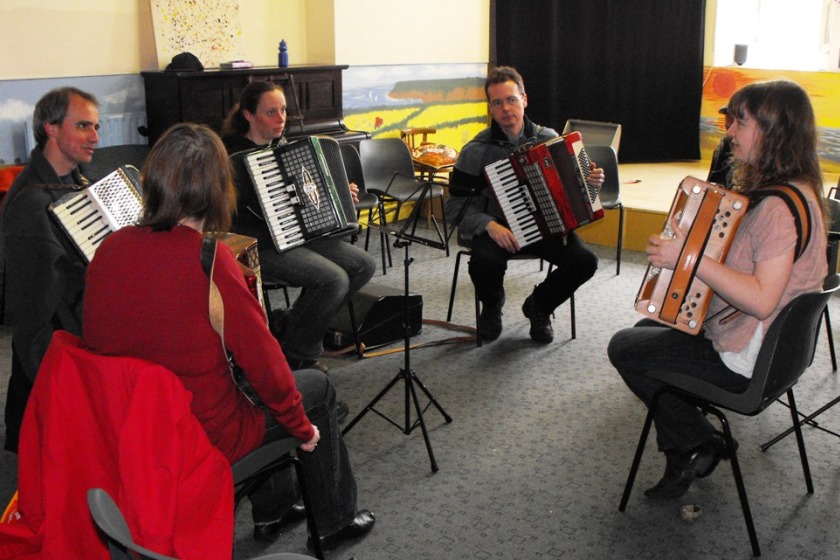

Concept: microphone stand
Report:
left=341, top=179, right=452, bottom=472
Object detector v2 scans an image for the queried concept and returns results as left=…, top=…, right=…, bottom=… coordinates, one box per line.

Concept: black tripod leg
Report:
left=341, top=370, right=403, bottom=436
left=410, top=370, right=452, bottom=423
left=405, top=369, right=439, bottom=472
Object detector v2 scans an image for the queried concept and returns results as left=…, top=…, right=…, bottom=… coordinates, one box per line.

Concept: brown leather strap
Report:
left=748, top=184, right=811, bottom=261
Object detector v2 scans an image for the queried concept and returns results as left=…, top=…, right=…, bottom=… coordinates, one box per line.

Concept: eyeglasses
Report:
left=489, top=95, right=522, bottom=108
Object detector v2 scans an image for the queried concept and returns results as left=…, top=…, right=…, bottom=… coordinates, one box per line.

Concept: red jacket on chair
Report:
left=0, top=331, right=234, bottom=559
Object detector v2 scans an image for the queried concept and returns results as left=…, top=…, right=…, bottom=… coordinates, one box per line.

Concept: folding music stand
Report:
left=341, top=179, right=452, bottom=472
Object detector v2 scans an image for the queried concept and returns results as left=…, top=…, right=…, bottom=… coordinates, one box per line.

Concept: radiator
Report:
left=24, top=111, right=147, bottom=152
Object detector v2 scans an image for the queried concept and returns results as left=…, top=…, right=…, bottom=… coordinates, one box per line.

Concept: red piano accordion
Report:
left=634, top=176, right=749, bottom=334
left=484, top=131, right=604, bottom=248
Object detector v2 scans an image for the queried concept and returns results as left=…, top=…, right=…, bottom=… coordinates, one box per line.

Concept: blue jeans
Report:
left=468, top=231, right=598, bottom=312
left=249, top=368, right=358, bottom=536
left=260, top=237, right=376, bottom=362
left=607, top=319, right=750, bottom=452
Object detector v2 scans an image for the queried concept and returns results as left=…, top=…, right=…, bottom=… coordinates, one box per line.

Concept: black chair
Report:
left=561, top=119, right=622, bottom=155
left=339, top=142, right=389, bottom=274
left=824, top=190, right=840, bottom=370
left=585, top=144, right=624, bottom=275
left=446, top=230, right=575, bottom=347
left=358, top=138, right=449, bottom=257
left=87, top=487, right=315, bottom=560
left=619, top=273, right=840, bottom=557
left=232, top=437, right=324, bottom=559
left=79, top=144, right=150, bottom=183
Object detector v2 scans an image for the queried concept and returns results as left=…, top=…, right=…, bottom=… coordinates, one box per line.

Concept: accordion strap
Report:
left=748, top=183, right=812, bottom=262
left=200, top=237, right=266, bottom=408
left=200, top=237, right=227, bottom=352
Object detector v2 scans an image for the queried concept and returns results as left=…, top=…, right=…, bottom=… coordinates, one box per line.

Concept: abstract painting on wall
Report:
left=150, top=0, right=243, bottom=69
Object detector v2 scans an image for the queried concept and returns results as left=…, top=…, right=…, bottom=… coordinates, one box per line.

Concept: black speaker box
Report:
left=325, top=283, right=422, bottom=349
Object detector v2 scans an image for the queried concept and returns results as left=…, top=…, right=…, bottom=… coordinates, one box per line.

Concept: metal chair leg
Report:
left=616, top=204, right=625, bottom=275
left=824, top=306, right=837, bottom=371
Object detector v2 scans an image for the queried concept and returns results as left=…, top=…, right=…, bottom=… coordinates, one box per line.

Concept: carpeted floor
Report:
left=2, top=238, right=840, bottom=560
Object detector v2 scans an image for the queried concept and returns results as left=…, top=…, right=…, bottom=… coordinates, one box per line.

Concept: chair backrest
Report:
left=88, top=488, right=313, bottom=560
left=562, top=119, right=622, bottom=154
left=741, top=274, right=840, bottom=413
left=400, top=127, right=436, bottom=151
left=584, top=144, right=620, bottom=207
left=88, top=488, right=173, bottom=560
left=358, top=138, right=416, bottom=192
left=340, top=142, right=367, bottom=193
left=79, top=144, right=151, bottom=183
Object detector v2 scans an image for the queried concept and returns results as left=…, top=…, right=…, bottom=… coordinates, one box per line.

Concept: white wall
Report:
left=333, top=0, right=489, bottom=65
left=0, top=0, right=488, bottom=78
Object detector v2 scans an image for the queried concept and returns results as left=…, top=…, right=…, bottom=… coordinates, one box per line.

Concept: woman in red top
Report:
left=83, top=123, right=374, bottom=550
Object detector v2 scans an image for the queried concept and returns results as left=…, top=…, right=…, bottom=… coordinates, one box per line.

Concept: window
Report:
left=714, top=0, right=840, bottom=71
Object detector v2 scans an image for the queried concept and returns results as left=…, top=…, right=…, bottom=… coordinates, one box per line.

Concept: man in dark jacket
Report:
left=445, top=66, right=603, bottom=344
left=2, top=87, right=99, bottom=452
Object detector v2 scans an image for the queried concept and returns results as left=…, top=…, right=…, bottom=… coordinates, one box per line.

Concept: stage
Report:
left=578, top=160, right=840, bottom=252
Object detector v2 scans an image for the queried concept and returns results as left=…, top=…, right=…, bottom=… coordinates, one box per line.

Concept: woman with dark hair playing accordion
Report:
left=608, top=80, right=827, bottom=499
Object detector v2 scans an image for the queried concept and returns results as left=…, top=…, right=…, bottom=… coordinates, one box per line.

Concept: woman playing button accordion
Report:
left=608, top=80, right=827, bottom=499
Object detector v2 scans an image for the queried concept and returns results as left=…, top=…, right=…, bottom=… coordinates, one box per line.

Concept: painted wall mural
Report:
left=701, top=67, right=840, bottom=174
left=342, top=64, right=490, bottom=154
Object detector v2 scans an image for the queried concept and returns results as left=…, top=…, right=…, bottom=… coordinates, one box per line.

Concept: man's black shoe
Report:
left=253, top=504, right=307, bottom=543
left=522, top=294, right=553, bottom=343
left=478, top=297, right=504, bottom=341
left=307, top=510, right=375, bottom=551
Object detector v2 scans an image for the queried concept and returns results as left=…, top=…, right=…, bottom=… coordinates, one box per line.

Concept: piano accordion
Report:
left=484, top=131, right=604, bottom=248
left=239, top=136, right=358, bottom=254
left=634, top=177, right=750, bottom=334
left=49, top=165, right=143, bottom=262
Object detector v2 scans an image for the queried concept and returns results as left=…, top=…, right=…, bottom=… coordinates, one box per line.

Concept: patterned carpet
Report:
left=2, top=238, right=840, bottom=560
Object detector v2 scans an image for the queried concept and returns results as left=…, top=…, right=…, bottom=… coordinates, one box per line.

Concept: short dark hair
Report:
left=140, top=123, right=235, bottom=233
left=221, top=81, right=284, bottom=137
left=33, top=87, right=98, bottom=148
left=484, top=66, right=526, bottom=99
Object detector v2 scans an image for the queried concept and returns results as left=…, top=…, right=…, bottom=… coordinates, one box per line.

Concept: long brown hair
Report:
left=728, top=80, right=823, bottom=205
left=140, top=123, right=235, bottom=233
left=221, top=81, right=283, bottom=137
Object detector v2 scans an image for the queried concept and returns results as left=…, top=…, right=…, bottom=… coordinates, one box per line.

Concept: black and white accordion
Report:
left=484, top=131, right=604, bottom=248
left=238, top=136, right=359, bottom=254
left=49, top=165, right=143, bottom=262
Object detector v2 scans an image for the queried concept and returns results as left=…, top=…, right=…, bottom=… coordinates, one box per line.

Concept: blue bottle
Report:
left=278, top=40, right=289, bottom=68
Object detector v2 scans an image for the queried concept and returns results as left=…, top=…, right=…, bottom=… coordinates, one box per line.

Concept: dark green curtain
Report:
left=493, top=0, right=706, bottom=163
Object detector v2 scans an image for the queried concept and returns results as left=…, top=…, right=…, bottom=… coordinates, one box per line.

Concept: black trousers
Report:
left=4, top=345, right=32, bottom=453
left=468, top=230, right=598, bottom=313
